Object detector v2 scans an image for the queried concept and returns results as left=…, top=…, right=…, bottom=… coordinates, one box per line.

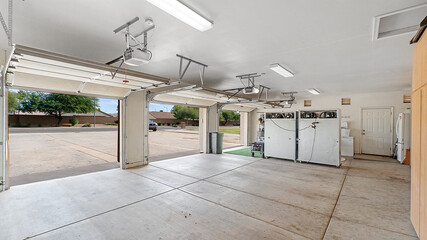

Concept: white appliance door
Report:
left=396, top=143, right=404, bottom=163
left=396, top=113, right=403, bottom=143
left=264, top=119, right=296, bottom=160
left=341, top=137, right=354, bottom=157
left=403, top=113, right=411, bottom=151
left=298, top=119, right=340, bottom=166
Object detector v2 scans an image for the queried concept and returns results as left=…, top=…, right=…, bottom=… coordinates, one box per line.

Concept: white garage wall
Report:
left=256, top=91, right=411, bottom=154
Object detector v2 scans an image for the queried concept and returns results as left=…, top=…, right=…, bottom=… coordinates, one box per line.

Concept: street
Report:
left=9, top=127, right=241, bottom=185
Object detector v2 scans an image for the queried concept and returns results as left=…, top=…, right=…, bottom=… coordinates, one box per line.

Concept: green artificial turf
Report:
left=224, top=147, right=262, bottom=158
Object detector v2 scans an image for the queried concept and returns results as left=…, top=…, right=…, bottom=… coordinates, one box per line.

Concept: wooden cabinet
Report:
left=412, top=31, right=427, bottom=239
left=411, top=89, right=421, bottom=235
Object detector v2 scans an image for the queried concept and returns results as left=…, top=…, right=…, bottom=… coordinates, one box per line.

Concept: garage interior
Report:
left=1, top=1, right=427, bottom=239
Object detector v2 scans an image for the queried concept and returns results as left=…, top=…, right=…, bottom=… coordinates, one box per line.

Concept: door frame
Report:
left=360, top=107, right=394, bottom=156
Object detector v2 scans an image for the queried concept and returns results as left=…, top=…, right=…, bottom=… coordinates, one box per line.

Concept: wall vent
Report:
left=403, top=94, right=411, bottom=103
left=341, top=98, right=351, bottom=105
left=373, top=3, right=427, bottom=40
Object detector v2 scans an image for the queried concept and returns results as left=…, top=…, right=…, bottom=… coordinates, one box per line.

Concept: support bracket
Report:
left=258, top=85, right=271, bottom=101
left=176, top=54, right=208, bottom=86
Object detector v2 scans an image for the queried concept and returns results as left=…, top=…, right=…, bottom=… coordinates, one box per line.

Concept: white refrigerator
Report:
left=396, top=111, right=411, bottom=163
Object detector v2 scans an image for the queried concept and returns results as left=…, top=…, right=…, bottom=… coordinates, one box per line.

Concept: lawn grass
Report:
left=219, top=128, right=240, bottom=134
left=184, top=128, right=240, bottom=135
left=225, top=147, right=261, bottom=157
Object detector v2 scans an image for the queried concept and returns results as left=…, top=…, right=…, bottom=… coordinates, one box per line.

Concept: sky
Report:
left=98, top=98, right=174, bottom=113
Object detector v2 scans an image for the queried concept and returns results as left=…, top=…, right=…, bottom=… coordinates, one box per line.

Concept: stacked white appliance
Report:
left=264, top=112, right=297, bottom=161
left=297, top=110, right=341, bottom=167
left=396, top=110, right=411, bottom=164
left=341, top=121, right=354, bottom=157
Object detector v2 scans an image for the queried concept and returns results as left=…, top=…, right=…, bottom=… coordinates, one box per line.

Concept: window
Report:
left=304, top=100, right=311, bottom=107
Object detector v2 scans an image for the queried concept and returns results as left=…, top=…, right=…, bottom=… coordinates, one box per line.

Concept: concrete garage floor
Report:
left=9, top=128, right=241, bottom=185
left=0, top=154, right=417, bottom=240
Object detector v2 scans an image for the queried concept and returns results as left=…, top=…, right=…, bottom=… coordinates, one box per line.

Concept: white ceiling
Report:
left=1, top=0, right=426, bottom=100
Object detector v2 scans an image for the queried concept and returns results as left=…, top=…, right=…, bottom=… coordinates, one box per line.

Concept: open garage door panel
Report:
left=152, top=89, right=270, bottom=112
left=8, top=45, right=274, bottom=110
left=8, top=45, right=171, bottom=99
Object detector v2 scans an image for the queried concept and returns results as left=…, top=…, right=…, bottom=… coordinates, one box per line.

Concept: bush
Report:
left=13, top=122, right=31, bottom=127
left=167, top=123, right=171, bottom=126
left=172, top=123, right=177, bottom=127
left=69, top=117, right=79, bottom=126
left=38, top=123, right=42, bottom=127
left=82, top=123, right=91, bottom=127
left=12, top=122, right=22, bottom=127
left=104, top=123, right=116, bottom=125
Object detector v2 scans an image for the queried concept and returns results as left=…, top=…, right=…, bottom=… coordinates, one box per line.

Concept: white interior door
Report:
left=361, top=108, right=393, bottom=156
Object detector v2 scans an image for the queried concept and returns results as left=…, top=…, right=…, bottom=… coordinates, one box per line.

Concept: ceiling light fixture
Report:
left=270, top=63, right=294, bottom=78
left=307, top=88, right=320, bottom=95
left=146, top=0, right=213, bottom=32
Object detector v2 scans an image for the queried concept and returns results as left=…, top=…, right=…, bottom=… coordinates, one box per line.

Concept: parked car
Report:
left=149, top=120, right=158, bottom=131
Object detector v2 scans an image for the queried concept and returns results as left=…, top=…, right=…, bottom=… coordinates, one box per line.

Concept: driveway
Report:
left=9, top=127, right=241, bottom=185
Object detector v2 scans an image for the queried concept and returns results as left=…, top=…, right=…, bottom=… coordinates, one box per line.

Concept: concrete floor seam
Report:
left=202, top=178, right=331, bottom=217
left=148, top=164, right=205, bottom=180
left=345, top=172, right=410, bottom=182
left=23, top=188, right=177, bottom=239
left=321, top=159, right=352, bottom=240
left=127, top=170, right=202, bottom=190
left=198, top=158, right=262, bottom=181
left=330, top=215, right=419, bottom=238
left=243, top=158, right=348, bottom=177
left=177, top=188, right=314, bottom=240
left=148, top=156, right=261, bottom=181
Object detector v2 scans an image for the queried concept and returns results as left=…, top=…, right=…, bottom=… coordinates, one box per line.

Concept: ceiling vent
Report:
left=373, top=3, right=427, bottom=40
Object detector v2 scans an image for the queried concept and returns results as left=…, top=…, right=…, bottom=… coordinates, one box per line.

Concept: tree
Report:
left=220, top=110, right=240, bottom=125
left=8, top=91, right=19, bottom=112
left=38, top=94, right=98, bottom=126
left=19, top=91, right=42, bottom=113
left=10, top=90, right=99, bottom=126
left=171, top=105, right=199, bottom=124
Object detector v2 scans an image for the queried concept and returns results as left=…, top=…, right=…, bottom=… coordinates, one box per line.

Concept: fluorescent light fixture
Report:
left=307, top=88, right=320, bottom=95
left=146, top=0, right=213, bottom=31
left=270, top=63, right=294, bottom=78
